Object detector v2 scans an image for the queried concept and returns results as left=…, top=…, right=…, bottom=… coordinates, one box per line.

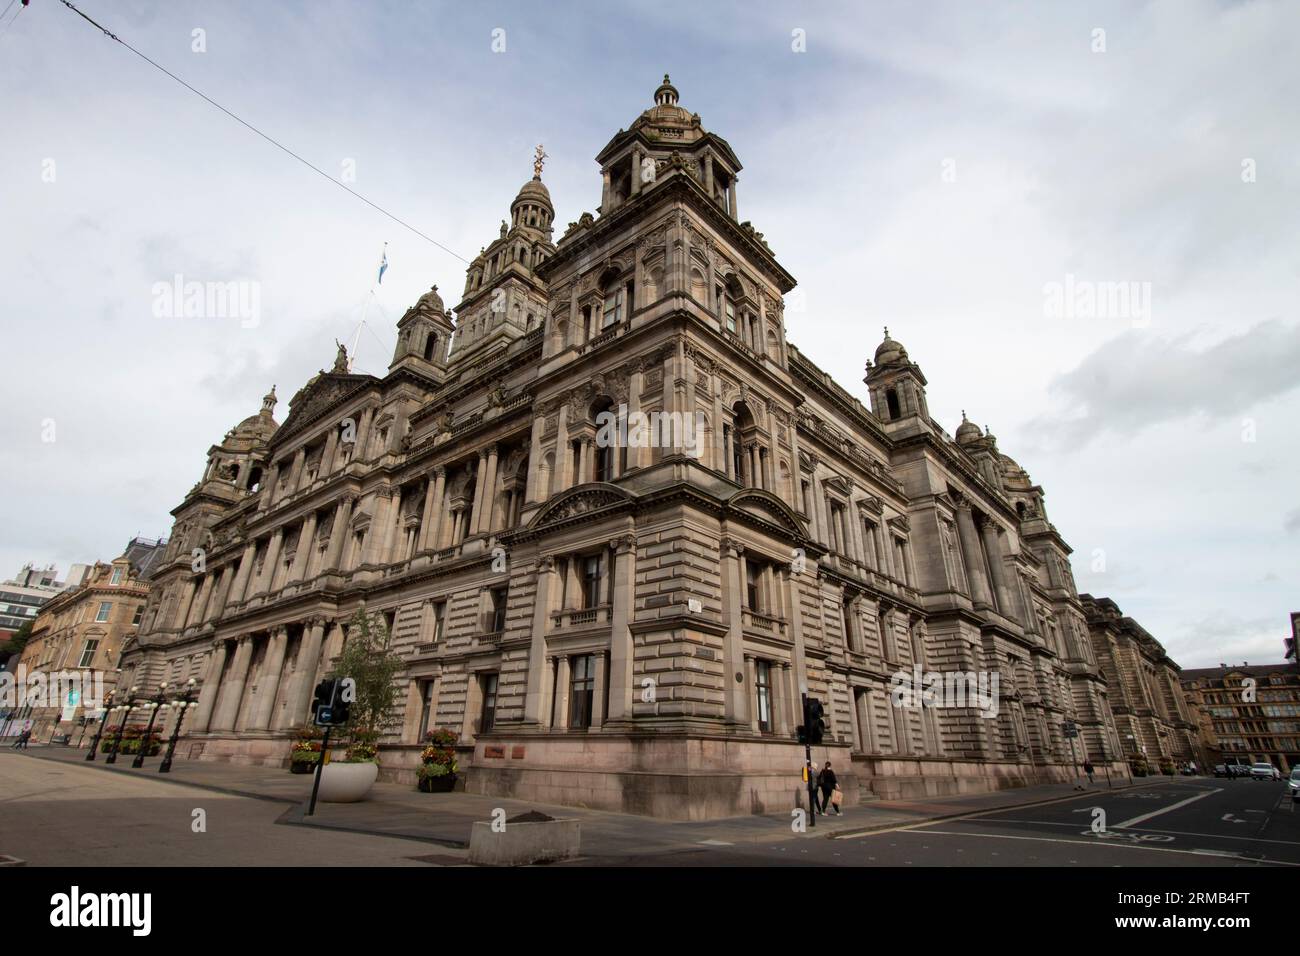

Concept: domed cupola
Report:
left=654, top=73, right=680, bottom=107
left=865, top=327, right=929, bottom=426
left=955, top=410, right=982, bottom=446
left=874, top=327, right=908, bottom=366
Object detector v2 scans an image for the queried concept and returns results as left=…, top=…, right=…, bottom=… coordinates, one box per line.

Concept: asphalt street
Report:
left=577, top=777, right=1299, bottom=866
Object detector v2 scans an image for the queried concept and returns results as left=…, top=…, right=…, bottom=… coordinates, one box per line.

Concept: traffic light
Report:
left=311, top=679, right=349, bottom=727
left=805, top=697, right=826, bottom=745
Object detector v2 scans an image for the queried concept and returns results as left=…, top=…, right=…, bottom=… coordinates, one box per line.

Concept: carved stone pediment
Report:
left=823, top=475, right=850, bottom=496
left=887, top=514, right=910, bottom=533
left=724, top=489, right=807, bottom=538
left=857, top=495, right=884, bottom=516
left=528, top=484, right=634, bottom=529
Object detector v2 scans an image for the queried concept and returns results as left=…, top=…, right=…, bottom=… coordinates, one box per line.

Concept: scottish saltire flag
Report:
left=377, top=245, right=388, bottom=284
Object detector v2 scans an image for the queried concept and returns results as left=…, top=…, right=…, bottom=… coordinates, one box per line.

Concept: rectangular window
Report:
left=725, top=298, right=736, bottom=333
left=602, top=289, right=623, bottom=328
left=95, top=602, right=112, bottom=623
left=479, top=673, right=498, bottom=732
left=131, top=606, right=143, bottom=626
left=432, top=600, right=447, bottom=642
left=78, top=639, right=99, bottom=668
left=110, top=568, right=123, bottom=586
left=418, top=679, right=435, bottom=739
left=489, top=587, right=508, bottom=633
left=745, top=561, right=762, bottom=612
left=570, top=654, right=596, bottom=729
left=581, top=555, right=603, bottom=609
left=755, top=659, right=772, bottom=732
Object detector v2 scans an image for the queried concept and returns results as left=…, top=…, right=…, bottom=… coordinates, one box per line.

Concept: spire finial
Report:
left=883, top=325, right=890, bottom=338
left=533, top=144, right=547, bottom=179
left=961, top=409, right=967, bottom=420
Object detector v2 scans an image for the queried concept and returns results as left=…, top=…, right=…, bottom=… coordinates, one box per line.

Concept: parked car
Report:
left=1289, top=768, right=1300, bottom=799
left=1249, top=762, right=1281, bottom=781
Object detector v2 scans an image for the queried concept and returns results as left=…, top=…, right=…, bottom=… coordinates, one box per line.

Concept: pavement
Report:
left=6, top=744, right=1292, bottom=866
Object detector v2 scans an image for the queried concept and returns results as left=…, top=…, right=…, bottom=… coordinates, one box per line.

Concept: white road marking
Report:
left=1116, top=788, right=1222, bottom=828
left=904, top=828, right=1299, bottom=865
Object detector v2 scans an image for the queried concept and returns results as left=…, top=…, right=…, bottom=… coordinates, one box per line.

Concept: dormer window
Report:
left=110, top=567, right=123, bottom=586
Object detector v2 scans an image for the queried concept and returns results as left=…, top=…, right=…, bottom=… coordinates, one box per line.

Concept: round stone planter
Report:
left=318, top=761, right=378, bottom=803
left=418, top=773, right=457, bottom=793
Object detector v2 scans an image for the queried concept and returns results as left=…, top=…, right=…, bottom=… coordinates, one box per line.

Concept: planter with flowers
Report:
left=417, top=728, right=459, bottom=793
left=317, top=608, right=403, bottom=804
left=289, top=728, right=323, bottom=774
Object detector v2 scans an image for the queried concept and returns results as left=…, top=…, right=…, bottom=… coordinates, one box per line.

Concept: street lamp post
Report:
left=132, top=683, right=169, bottom=769
left=86, top=699, right=114, bottom=761
left=106, top=685, right=140, bottom=765
left=159, top=679, right=198, bottom=773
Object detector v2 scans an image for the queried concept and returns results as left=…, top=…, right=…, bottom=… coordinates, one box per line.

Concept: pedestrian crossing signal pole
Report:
left=801, top=692, right=816, bottom=828
left=307, top=679, right=347, bottom=817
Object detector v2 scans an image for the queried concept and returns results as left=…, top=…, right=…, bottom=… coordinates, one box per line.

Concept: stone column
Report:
left=630, top=147, right=641, bottom=197
left=287, top=447, right=307, bottom=496
left=475, top=445, right=499, bottom=535
left=745, top=655, right=760, bottom=732
left=955, top=500, right=994, bottom=608
left=525, top=414, right=545, bottom=502
left=778, top=661, right=793, bottom=735
left=728, top=174, right=738, bottom=219
left=523, top=557, right=556, bottom=724
left=190, top=641, right=228, bottom=733
left=606, top=535, right=636, bottom=722
left=856, top=688, right=875, bottom=753
left=209, top=565, right=233, bottom=620
left=250, top=627, right=288, bottom=731
left=323, top=497, right=354, bottom=570
left=288, top=512, right=318, bottom=583
left=721, top=538, right=748, bottom=724
left=554, top=655, right=571, bottom=729
left=279, top=619, right=325, bottom=730
left=321, top=425, right=339, bottom=477
left=469, top=449, right=489, bottom=536
left=210, top=636, right=253, bottom=732
left=592, top=649, right=607, bottom=729
left=255, top=530, right=284, bottom=596
left=980, top=520, right=1016, bottom=618
left=381, top=487, right=405, bottom=563
left=175, top=578, right=199, bottom=630
left=418, top=468, right=444, bottom=552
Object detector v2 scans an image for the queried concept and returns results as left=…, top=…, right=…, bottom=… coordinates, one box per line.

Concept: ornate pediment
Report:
left=887, top=514, right=910, bottom=534
left=823, top=475, right=850, bottom=497
left=274, top=372, right=372, bottom=447
left=724, top=489, right=807, bottom=538
left=528, top=484, right=634, bottom=529
left=857, top=495, right=884, bottom=516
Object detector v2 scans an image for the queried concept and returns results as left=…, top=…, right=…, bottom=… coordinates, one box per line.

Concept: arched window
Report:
left=423, top=332, right=438, bottom=362
left=590, top=397, right=616, bottom=482
left=885, top=388, right=901, bottom=420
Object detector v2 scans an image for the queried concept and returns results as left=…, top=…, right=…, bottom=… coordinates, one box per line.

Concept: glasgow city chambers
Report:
left=118, top=77, right=1173, bottom=819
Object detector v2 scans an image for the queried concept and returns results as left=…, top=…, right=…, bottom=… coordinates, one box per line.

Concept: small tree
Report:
left=330, top=608, right=404, bottom=763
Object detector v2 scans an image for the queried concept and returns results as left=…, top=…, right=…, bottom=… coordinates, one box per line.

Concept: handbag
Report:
left=830, top=785, right=843, bottom=807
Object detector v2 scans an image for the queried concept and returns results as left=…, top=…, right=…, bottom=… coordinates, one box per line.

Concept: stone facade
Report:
left=15, top=538, right=165, bottom=739
left=121, top=78, right=1129, bottom=818
left=1081, top=594, right=1198, bottom=772
left=1181, top=663, right=1300, bottom=773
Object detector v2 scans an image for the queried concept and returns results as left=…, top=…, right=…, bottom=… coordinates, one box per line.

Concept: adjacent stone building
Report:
left=1181, top=663, right=1300, bottom=773
left=120, top=78, right=1127, bottom=818
left=16, top=538, right=166, bottom=740
left=1081, top=594, right=1198, bottom=772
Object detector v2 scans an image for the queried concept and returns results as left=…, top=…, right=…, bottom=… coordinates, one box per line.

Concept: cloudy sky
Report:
left=2, top=0, right=1296, bottom=667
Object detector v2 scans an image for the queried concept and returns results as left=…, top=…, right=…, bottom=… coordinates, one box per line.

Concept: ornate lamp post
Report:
left=105, top=688, right=139, bottom=765
left=159, top=678, right=198, bottom=773
left=132, top=682, right=169, bottom=769
left=85, top=691, right=116, bottom=761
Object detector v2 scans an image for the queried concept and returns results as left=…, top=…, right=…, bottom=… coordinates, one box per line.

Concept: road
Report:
left=563, top=778, right=1300, bottom=866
